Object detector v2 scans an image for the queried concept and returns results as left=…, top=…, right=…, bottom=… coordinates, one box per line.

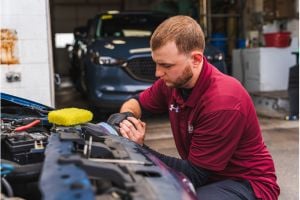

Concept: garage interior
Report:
left=1, top=0, right=299, bottom=199
left=49, top=1, right=300, bottom=200
left=51, top=0, right=298, bottom=75
left=52, top=0, right=299, bottom=118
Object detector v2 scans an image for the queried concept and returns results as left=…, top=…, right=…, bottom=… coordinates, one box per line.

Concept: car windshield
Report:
left=96, top=14, right=167, bottom=38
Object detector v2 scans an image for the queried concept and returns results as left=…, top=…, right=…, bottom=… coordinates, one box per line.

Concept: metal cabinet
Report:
left=232, top=47, right=297, bottom=92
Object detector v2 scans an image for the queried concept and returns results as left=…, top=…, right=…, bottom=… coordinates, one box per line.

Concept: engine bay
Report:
left=0, top=93, right=196, bottom=200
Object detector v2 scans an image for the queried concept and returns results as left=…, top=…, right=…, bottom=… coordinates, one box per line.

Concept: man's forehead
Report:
left=152, top=42, right=181, bottom=58
left=156, top=41, right=178, bottom=51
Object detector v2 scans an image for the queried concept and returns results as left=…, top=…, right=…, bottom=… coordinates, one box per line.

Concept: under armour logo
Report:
left=169, top=104, right=180, bottom=113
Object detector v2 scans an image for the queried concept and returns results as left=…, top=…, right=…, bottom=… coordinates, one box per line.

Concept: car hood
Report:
left=1, top=92, right=53, bottom=111
left=90, top=37, right=152, bottom=58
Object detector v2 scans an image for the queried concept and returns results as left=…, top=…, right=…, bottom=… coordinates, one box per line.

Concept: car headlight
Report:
left=98, top=56, right=125, bottom=65
left=206, top=55, right=213, bottom=61
left=89, top=50, right=125, bottom=66
left=214, top=53, right=223, bottom=61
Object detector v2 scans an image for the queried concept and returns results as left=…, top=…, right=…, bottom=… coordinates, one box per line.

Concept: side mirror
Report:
left=74, top=26, right=87, bottom=41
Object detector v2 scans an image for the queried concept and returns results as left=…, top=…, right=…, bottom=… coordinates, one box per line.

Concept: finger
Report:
left=122, top=119, right=137, bottom=131
left=140, top=121, right=146, bottom=128
left=126, top=117, right=142, bottom=129
left=119, top=127, right=129, bottom=138
left=126, top=117, right=140, bottom=125
left=120, top=121, right=131, bottom=131
left=127, top=117, right=146, bottom=131
left=119, top=122, right=135, bottom=139
left=134, top=120, right=145, bottom=131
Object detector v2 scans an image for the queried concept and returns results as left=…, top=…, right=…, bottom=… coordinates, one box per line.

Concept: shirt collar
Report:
left=172, top=57, right=212, bottom=107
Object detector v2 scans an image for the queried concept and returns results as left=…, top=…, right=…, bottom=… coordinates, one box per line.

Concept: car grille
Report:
left=124, top=56, right=156, bottom=82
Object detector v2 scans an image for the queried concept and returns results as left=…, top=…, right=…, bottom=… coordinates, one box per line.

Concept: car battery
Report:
left=3, top=130, right=48, bottom=165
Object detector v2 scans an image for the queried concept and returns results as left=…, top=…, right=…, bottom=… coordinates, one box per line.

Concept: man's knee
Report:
left=196, top=179, right=256, bottom=200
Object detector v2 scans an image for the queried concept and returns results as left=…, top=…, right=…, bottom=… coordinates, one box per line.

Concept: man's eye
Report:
left=160, top=64, right=173, bottom=68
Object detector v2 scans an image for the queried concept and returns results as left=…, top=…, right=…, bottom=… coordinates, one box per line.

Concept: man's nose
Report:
left=155, top=65, right=164, bottom=78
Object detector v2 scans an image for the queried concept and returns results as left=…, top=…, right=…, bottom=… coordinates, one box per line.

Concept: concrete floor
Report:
left=55, top=82, right=299, bottom=200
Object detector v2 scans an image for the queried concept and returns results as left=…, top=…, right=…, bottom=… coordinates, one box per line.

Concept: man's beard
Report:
left=172, top=64, right=193, bottom=88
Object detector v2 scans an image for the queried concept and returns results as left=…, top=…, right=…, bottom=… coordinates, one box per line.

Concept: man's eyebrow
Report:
left=157, top=63, right=175, bottom=68
left=154, top=60, right=173, bottom=65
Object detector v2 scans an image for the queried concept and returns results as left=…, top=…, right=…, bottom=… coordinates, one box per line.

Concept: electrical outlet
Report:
left=6, top=71, right=21, bottom=82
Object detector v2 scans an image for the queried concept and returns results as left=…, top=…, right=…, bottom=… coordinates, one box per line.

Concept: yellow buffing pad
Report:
left=48, top=108, right=93, bottom=126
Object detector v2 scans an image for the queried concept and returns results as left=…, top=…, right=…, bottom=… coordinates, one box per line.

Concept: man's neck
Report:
left=180, top=88, right=193, bottom=101
left=188, top=60, right=203, bottom=88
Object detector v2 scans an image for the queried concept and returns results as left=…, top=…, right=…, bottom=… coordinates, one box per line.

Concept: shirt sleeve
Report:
left=188, top=110, right=247, bottom=171
left=143, top=145, right=211, bottom=188
left=139, top=79, right=169, bottom=114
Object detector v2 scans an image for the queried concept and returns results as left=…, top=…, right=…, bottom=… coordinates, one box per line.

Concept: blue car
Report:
left=69, top=11, right=227, bottom=113
left=1, top=92, right=197, bottom=199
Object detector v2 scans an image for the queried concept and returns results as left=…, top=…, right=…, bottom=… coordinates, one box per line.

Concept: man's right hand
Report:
left=119, top=117, right=146, bottom=145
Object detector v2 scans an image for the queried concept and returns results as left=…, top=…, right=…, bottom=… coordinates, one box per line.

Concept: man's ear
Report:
left=191, top=52, right=203, bottom=65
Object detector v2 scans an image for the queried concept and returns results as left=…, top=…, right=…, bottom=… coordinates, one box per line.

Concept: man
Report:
left=108, top=16, right=279, bottom=200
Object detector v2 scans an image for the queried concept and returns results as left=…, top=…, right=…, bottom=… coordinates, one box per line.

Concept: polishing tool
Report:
left=48, top=108, right=93, bottom=126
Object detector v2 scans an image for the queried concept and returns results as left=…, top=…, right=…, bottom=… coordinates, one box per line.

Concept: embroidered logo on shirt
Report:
left=188, top=122, right=193, bottom=134
left=169, top=104, right=180, bottom=113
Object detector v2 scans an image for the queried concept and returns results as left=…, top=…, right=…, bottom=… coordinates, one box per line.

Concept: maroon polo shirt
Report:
left=139, top=57, right=280, bottom=200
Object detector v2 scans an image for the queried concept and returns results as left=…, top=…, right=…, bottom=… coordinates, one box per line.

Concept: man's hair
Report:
left=150, top=15, right=205, bottom=54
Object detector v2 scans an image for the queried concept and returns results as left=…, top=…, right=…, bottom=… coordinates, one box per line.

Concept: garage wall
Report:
left=52, top=0, right=159, bottom=33
left=1, top=0, right=54, bottom=106
left=52, top=0, right=125, bottom=33
left=51, top=0, right=160, bottom=76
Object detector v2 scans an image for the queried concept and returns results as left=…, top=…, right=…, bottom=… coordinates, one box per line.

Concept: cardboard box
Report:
left=276, top=0, right=296, bottom=18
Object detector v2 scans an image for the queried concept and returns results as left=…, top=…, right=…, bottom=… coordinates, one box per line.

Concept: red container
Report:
left=264, top=32, right=291, bottom=47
